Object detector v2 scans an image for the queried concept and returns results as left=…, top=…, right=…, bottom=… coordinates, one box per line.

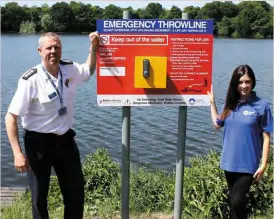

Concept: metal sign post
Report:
left=174, top=106, right=187, bottom=219
left=173, top=12, right=189, bottom=219
left=121, top=11, right=132, bottom=219
left=122, top=105, right=130, bottom=219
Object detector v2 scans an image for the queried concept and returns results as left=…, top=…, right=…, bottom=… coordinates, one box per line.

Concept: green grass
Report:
left=1, top=148, right=273, bottom=219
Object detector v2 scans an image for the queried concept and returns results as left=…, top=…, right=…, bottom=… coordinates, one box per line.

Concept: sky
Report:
left=0, top=0, right=255, bottom=10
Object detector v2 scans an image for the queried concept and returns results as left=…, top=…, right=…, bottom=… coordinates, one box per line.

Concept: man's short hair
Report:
left=38, top=32, right=61, bottom=48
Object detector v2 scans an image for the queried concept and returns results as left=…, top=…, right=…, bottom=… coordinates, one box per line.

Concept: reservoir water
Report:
left=1, top=34, right=273, bottom=187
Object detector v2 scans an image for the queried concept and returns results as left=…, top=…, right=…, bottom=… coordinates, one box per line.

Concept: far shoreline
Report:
left=1, top=32, right=273, bottom=40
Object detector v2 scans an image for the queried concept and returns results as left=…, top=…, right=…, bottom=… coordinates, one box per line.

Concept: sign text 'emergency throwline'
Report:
left=97, top=19, right=213, bottom=34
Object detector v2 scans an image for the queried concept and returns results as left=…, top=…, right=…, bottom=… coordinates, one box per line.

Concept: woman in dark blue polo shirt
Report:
left=207, top=64, right=273, bottom=219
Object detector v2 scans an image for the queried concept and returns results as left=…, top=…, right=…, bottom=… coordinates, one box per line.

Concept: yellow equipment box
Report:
left=134, top=56, right=167, bottom=88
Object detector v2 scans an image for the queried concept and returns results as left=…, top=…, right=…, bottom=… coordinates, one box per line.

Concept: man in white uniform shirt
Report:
left=5, top=32, right=99, bottom=219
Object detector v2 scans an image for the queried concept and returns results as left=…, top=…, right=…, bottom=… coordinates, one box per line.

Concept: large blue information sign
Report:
left=97, top=19, right=213, bottom=34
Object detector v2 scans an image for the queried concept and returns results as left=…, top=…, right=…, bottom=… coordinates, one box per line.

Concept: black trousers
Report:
left=224, top=171, right=254, bottom=219
left=24, top=129, right=84, bottom=219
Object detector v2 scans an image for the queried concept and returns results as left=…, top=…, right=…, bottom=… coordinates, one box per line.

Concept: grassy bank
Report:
left=1, top=148, right=273, bottom=219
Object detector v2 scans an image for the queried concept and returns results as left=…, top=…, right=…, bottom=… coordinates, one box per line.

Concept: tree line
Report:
left=1, top=1, right=273, bottom=39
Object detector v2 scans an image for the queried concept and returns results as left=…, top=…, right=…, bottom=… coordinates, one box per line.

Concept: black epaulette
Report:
left=22, top=68, right=37, bottom=80
left=60, top=59, right=73, bottom=65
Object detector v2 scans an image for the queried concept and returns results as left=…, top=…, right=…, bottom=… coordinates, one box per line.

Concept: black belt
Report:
left=24, top=129, right=76, bottom=139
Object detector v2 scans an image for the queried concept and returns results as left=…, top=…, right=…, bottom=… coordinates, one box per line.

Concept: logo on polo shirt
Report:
left=243, top=110, right=255, bottom=116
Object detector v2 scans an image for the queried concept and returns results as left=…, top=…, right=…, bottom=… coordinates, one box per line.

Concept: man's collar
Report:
left=40, top=64, right=61, bottom=81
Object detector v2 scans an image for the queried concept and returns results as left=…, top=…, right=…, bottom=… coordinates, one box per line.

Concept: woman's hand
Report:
left=253, top=166, right=266, bottom=181
left=207, top=84, right=215, bottom=105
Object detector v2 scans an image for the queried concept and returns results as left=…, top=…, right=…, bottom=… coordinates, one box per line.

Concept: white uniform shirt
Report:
left=8, top=61, right=90, bottom=135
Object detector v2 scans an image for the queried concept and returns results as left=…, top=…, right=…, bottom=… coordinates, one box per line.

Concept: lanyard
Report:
left=41, top=65, right=64, bottom=106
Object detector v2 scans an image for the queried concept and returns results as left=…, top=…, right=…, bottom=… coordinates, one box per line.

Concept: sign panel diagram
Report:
left=96, top=19, right=213, bottom=106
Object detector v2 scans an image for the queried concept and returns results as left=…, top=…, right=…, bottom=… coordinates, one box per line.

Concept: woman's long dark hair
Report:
left=221, top=65, right=256, bottom=119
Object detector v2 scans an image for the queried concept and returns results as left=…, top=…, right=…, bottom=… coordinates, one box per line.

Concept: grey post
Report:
left=122, top=10, right=132, bottom=219
left=173, top=12, right=189, bottom=219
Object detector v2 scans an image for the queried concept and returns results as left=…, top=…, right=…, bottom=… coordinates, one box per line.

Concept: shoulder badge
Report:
left=22, top=68, right=37, bottom=80
left=60, top=59, right=73, bottom=65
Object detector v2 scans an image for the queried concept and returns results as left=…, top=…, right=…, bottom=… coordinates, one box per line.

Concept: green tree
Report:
left=135, top=8, right=145, bottom=19
left=250, top=6, right=270, bottom=38
left=1, top=0, right=272, bottom=39
left=166, top=6, right=182, bottom=19
left=1, top=7, right=8, bottom=31
left=102, top=4, right=122, bottom=19
left=230, top=16, right=241, bottom=38
left=41, top=13, right=54, bottom=32
left=143, top=3, right=164, bottom=19
left=231, top=1, right=272, bottom=38
left=218, top=1, right=239, bottom=18
left=41, top=3, right=50, bottom=14
left=90, top=6, right=104, bottom=31
left=160, top=9, right=169, bottom=19
left=237, top=1, right=271, bottom=12
left=183, top=6, right=200, bottom=19
left=19, top=21, right=36, bottom=33
left=258, top=1, right=273, bottom=11
left=49, top=2, right=75, bottom=32
left=217, top=16, right=233, bottom=36
left=1, top=2, right=28, bottom=32
left=264, top=8, right=273, bottom=38
left=69, top=1, right=96, bottom=32
left=197, top=1, right=223, bottom=21
left=91, top=5, right=103, bottom=19
left=197, top=1, right=224, bottom=34
left=24, top=6, right=43, bottom=32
